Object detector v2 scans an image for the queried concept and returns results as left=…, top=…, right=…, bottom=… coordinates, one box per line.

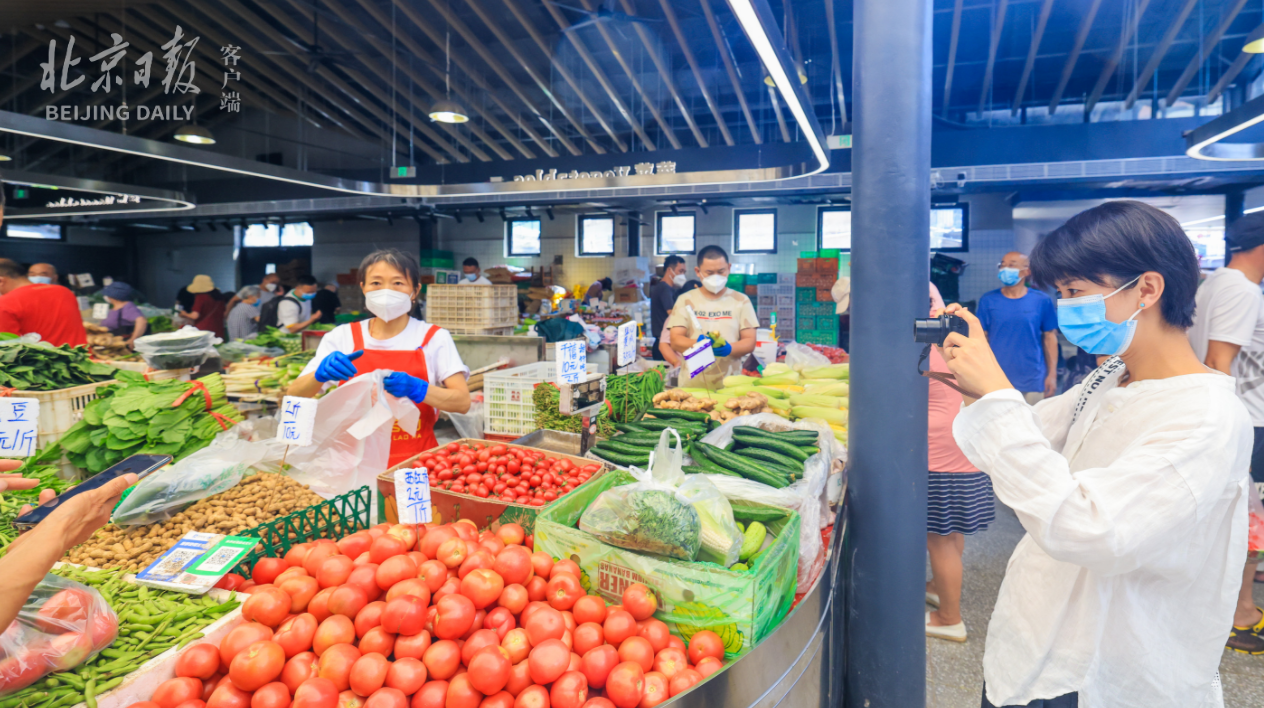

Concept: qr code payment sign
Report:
left=197, top=546, right=242, bottom=574
left=150, top=549, right=203, bottom=580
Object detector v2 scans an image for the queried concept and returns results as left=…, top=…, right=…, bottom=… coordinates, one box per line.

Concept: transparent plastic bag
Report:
left=217, top=340, right=285, bottom=363
left=580, top=430, right=701, bottom=561
left=678, top=474, right=743, bottom=567
left=112, top=426, right=278, bottom=526
left=446, top=401, right=485, bottom=440
left=134, top=326, right=221, bottom=370
left=784, top=342, right=831, bottom=372
left=0, top=574, right=118, bottom=695
left=696, top=413, right=835, bottom=585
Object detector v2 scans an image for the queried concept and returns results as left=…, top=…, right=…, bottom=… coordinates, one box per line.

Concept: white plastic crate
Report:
left=425, top=284, right=518, bottom=329
left=776, top=273, right=797, bottom=286
left=756, top=284, right=778, bottom=296
left=758, top=295, right=776, bottom=307
left=776, top=295, right=796, bottom=309
left=484, top=361, right=599, bottom=436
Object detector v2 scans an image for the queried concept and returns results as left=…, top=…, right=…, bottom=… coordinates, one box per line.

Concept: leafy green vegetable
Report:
left=249, top=327, right=302, bottom=353
left=533, top=382, right=617, bottom=437
left=60, top=372, right=243, bottom=477
left=147, top=315, right=176, bottom=333
left=579, top=488, right=701, bottom=561
left=0, top=341, right=116, bottom=390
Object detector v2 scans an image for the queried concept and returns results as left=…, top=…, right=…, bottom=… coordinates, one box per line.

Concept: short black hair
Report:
left=359, top=249, right=421, bottom=288
left=295, top=274, right=317, bottom=287
left=0, top=258, right=23, bottom=279
left=680, top=279, right=701, bottom=293
left=697, top=245, right=729, bottom=264
left=1030, top=200, right=1199, bottom=329
left=463, top=257, right=479, bottom=268
left=664, top=255, right=685, bottom=270
left=600, top=277, right=613, bottom=290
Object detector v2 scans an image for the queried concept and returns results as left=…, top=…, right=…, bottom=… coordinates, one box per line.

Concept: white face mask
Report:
left=702, top=274, right=727, bottom=294
left=365, top=288, right=413, bottom=321
left=264, top=282, right=277, bottom=292
left=671, top=273, right=686, bottom=288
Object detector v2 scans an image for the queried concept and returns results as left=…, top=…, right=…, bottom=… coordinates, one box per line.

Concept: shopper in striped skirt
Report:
left=926, top=332, right=996, bottom=643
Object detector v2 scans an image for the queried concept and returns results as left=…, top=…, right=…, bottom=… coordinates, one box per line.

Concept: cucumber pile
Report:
left=690, top=426, right=819, bottom=488
left=589, top=408, right=712, bottom=467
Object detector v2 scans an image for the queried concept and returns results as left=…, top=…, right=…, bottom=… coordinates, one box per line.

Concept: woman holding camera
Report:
left=939, top=201, right=1251, bottom=708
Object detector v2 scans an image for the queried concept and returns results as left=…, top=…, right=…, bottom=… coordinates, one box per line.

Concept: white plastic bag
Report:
left=696, top=413, right=835, bottom=586
left=111, top=426, right=277, bottom=526
left=284, top=370, right=420, bottom=500
left=784, top=342, right=831, bottom=372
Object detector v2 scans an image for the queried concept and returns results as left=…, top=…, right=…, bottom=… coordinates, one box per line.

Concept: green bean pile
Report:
left=0, top=566, right=241, bottom=708
left=605, top=367, right=666, bottom=423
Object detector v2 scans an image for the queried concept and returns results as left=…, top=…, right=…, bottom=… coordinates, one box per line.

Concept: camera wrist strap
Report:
left=917, top=344, right=984, bottom=399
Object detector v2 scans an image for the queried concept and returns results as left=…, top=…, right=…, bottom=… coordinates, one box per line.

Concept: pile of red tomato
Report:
left=417, top=443, right=603, bottom=506
left=126, top=520, right=726, bottom=708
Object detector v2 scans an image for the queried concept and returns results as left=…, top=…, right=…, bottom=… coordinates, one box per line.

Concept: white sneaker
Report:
left=926, top=611, right=967, bottom=643
left=926, top=591, right=940, bottom=607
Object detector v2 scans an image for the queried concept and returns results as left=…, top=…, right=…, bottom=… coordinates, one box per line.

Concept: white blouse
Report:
left=954, top=363, right=1251, bottom=708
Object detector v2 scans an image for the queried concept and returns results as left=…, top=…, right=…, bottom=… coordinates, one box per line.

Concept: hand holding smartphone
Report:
left=13, top=454, right=171, bottom=530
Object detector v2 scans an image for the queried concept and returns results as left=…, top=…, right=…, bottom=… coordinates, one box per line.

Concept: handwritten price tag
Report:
left=556, top=340, right=587, bottom=384
left=683, top=339, right=717, bottom=380
left=0, top=398, right=40, bottom=458
left=395, top=468, right=432, bottom=524
left=277, top=396, right=318, bottom=447
left=617, top=322, right=637, bottom=367
left=91, top=303, right=110, bottom=320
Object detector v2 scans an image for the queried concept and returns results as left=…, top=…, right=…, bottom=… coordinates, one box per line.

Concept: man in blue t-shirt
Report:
left=976, top=251, right=1059, bottom=404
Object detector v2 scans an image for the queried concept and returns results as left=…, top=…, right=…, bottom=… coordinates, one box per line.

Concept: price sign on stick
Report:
left=682, top=339, right=717, bottom=380
left=77, top=273, right=95, bottom=288
left=0, top=398, right=40, bottom=457
left=556, top=340, right=587, bottom=384
left=277, top=396, right=318, bottom=447
left=617, top=322, right=637, bottom=368
left=395, top=468, right=432, bottom=523
left=91, top=303, right=110, bottom=320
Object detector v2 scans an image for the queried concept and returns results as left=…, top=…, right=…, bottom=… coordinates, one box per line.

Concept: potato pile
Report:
left=64, top=472, right=326, bottom=572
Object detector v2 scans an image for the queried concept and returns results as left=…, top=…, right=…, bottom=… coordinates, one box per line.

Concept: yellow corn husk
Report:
left=723, top=375, right=760, bottom=387
left=791, top=406, right=849, bottom=425
left=789, top=394, right=847, bottom=409
left=726, top=371, right=800, bottom=387
left=833, top=428, right=848, bottom=444
left=802, top=363, right=850, bottom=380
left=764, top=384, right=804, bottom=393
left=752, top=386, right=788, bottom=399
left=829, top=423, right=848, bottom=434
left=765, top=397, right=791, bottom=411
left=804, top=382, right=850, bottom=397
left=763, top=362, right=793, bottom=376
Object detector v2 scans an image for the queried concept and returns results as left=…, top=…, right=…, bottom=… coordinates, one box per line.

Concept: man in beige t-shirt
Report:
left=666, top=245, right=759, bottom=389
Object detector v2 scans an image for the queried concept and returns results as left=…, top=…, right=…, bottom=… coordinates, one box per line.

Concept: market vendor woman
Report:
left=288, top=249, right=471, bottom=466
left=667, top=245, right=758, bottom=389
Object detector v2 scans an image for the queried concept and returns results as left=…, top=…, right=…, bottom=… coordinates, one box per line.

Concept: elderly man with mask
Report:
left=26, top=263, right=57, bottom=285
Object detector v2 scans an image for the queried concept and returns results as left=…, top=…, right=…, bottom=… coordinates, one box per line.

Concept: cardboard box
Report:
left=536, top=470, right=800, bottom=658
left=485, top=267, right=515, bottom=284
left=614, top=287, right=643, bottom=303
left=379, top=439, right=610, bottom=533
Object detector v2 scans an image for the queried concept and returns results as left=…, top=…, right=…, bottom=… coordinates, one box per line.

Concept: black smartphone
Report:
left=13, top=454, right=172, bottom=529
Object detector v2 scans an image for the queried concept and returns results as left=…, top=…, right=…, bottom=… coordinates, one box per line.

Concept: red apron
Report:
left=349, top=321, right=441, bottom=468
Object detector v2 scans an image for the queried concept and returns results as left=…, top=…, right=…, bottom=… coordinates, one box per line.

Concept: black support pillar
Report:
left=845, top=0, right=932, bottom=705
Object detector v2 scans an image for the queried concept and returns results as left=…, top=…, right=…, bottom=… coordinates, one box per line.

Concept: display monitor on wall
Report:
left=656, top=211, right=697, bottom=255
left=240, top=222, right=313, bottom=247
left=3, top=223, right=63, bottom=240
left=506, top=218, right=542, bottom=256
left=817, top=204, right=969, bottom=253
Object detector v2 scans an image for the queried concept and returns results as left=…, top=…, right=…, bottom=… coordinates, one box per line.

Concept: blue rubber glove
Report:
left=315, top=350, right=363, bottom=383
left=384, top=371, right=430, bottom=404
left=698, top=334, right=732, bottom=357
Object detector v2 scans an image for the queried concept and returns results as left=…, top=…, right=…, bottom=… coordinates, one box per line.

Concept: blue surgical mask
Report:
left=1056, top=276, right=1143, bottom=356
left=998, top=268, right=1021, bottom=287
left=29, top=276, right=53, bottom=285
left=300, top=292, right=315, bottom=301
left=465, top=273, right=477, bottom=282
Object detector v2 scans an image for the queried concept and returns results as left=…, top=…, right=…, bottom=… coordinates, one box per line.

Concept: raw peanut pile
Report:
left=64, top=472, right=325, bottom=572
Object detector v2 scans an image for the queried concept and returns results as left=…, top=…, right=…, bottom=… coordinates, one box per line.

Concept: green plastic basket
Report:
left=234, top=485, right=373, bottom=575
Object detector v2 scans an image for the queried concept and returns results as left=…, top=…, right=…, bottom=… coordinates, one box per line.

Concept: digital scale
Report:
left=557, top=372, right=607, bottom=453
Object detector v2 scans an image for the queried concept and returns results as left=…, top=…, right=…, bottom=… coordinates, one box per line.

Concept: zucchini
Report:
left=731, top=431, right=811, bottom=462
left=688, top=444, right=743, bottom=477
left=682, top=465, right=711, bottom=475
left=735, top=447, right=804, bottom=473
left=645, top=408, right=711, bottom=422
left=634, top=418, right=705, bottom=433
left=588, top=447, right=649, bottom=467
left=733, top=425, right=819, bottom=446
left=696, top=443, right=788, bottom=488
left=731, top=502, right=790, bottom=523
left=594, top=439, right=661, bottom=455
left=611, top=434, right=685, bottom=448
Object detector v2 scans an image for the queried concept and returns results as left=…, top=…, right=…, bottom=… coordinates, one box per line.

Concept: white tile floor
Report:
left=927, top=503, right=1264, bottom=707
